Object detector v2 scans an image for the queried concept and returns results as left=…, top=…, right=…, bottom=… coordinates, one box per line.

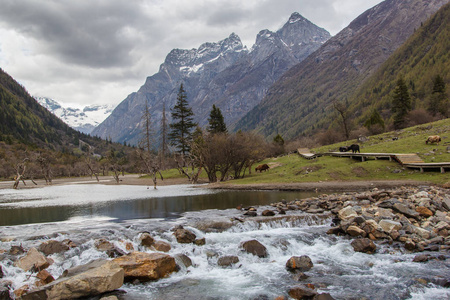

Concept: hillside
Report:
left=0, top=68, right=74, bottom=146
left=234, top=0, right=448, bottom=140
left=0, top=68, right=123, bottom=153
left=349, top=2, right=450, bottom=125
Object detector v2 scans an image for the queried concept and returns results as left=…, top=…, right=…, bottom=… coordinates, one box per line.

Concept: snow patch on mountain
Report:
left=35, top=97, right=114, bottom=134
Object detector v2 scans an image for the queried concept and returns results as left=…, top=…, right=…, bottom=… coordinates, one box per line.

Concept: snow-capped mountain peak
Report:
left=35, top=96, right=114, bottom=134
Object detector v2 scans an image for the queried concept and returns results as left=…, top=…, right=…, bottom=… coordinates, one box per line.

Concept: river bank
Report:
left=0, top=174, right=434, bottom=192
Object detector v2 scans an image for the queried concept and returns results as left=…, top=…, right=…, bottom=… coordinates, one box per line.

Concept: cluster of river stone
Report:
left=269, top=185, right=450, bottom=257
left=0, top=185, right=448, bottom=299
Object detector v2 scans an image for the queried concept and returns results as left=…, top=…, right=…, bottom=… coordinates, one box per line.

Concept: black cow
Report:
left=339, top=146, right=349, bottom=152
left=349, top=144, right=360, bottom=153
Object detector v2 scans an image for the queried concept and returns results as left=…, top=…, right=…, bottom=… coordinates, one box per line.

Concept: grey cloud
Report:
left=0, top=0, right=149, bottom=67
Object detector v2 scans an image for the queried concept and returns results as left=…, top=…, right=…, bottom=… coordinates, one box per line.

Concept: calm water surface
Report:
left=0, top=184, right=319, bottom=226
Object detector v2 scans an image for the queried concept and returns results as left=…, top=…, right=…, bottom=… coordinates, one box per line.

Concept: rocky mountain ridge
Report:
left=234, top=0, right=449, bottom=139
left=92, top=12, right=330, bottom=145
left=36, top=97, right=114, bottom=134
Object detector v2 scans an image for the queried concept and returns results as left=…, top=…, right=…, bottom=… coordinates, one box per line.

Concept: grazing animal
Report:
left=349, top=144, right=360, bottom=153
left=255, top=164, right=270, bottom=173
left=426, top=135, right=441, bottom=145
left=339, top=146, right=349, bottom=152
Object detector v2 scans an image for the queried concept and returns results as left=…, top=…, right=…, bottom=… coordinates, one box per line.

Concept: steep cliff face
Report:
left=92, top=13, right=330, bottom=145
left=234, top=0, right=449, bottom=139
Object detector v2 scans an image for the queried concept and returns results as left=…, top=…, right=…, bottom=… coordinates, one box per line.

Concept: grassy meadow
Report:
left=161, top=119, right=449, bottom=186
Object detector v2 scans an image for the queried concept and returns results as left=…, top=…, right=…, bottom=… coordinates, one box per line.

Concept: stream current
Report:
left=0, top=184, right=449, bottom=299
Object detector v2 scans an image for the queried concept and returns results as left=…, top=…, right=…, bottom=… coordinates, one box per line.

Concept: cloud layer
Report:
left=0, top=0, right=382, bottom=107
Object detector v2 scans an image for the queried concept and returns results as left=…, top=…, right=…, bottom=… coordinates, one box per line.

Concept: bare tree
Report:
left=333, top=100, right=351, bottom=140
left=138, top=101, right=163, bottom=189
left=159, top=101, right=169, bottom=170
left=36, top=152, right=52, bottom=185
left=83, top=141, right=100, bottom=182
left=13, top=157, right=29, bottom=189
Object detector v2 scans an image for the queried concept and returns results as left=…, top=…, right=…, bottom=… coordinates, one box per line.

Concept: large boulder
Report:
left=152, top=240, right=171, bottom=252
left=392, top=203, right=419, bottom=219
left=378, top=220, right=402, bottom=234
left=350, top=238, right=376, bottom=254
left=139, top=232, right=155, bottom=248
left=338, top=206, right=358, bottom=220
left=14, top=248, right=51, bottom=272
left=95, top=239, right=126, bottom=258
left=38, top=240, right=71, bottom=256
left=288, top=284, right=317, bottom=299
left=173, top=228, right=197, bottom=244
left=241, top=240, right=268, bottom=258
left=113, top=252, right=177, bottom=282
left=346, top=226, right=366, bottom=237
left=21, top=259, right=124, bottom=300
left=286, top=256, right=313, bottom=272
left=217, top=256, right=239, bottom=267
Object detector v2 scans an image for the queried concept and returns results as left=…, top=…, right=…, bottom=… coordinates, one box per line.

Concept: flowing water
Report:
left=0, top=184, right=449, bottom=300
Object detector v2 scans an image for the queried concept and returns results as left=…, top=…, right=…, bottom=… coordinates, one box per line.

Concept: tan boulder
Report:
left=21, top=259, right=124, bottom=300
left=338, top=206, right=358, bottom=220
left=416, top=206, right=433, bottom=217
left=139, top=233, right=155, bottom=247
left=378, top=220, right=402, bottom=234
left=347, top=226, right=366, bottom=237
left=153, top=240, right=171, bottom=252
left=113, top=252, right=177, bottom=282
left=14, top=248, right=51, bottom=272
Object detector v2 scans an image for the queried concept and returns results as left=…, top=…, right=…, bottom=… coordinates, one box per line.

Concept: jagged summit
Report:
left=92, top=12, right=330, bottom=145
left=288, top=12, right=306, bottom=23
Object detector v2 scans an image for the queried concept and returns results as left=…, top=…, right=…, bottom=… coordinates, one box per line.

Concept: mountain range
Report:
left=36, top=97, right=114, bottom=135
left=92, top=12, right=331, bottom=145
left=235, top=0, right=449, bottom=139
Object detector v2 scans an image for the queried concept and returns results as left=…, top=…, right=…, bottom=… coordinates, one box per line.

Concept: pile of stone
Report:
left=267, top=186, right=450, bottom=254
left=0, top=229, right=198, bottom=299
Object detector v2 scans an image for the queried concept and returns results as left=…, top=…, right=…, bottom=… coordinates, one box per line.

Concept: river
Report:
left=0, top=184, right=449, bottom=299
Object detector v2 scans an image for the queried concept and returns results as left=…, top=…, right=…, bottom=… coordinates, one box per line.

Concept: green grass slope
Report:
left=231, top=118, right=450, bottom=185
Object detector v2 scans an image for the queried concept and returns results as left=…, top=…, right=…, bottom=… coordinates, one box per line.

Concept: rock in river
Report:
left=21, top=259, right=124, bottom=300
left=286, top=256, right=313, bottom=272
left=113, top=252, right=177, bottom=282
left=241, top=240, right=268, bottom=258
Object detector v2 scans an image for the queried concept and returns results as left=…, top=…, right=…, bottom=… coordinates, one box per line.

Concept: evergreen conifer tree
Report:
left=169, top=84, right=196, bottom=155
left=392, top=78, right=411, bottom=129
left=428, top=75, right=448, bottom=117
left=207, top=105, right=227, bottom=134
left=364, top=108, right=385, bottom=134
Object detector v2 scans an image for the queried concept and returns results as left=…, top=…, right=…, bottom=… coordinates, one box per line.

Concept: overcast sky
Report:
left=0, top=0, right=383, bottom=108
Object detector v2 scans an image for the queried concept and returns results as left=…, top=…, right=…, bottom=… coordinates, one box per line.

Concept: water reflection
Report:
left=0, top=185, right=319, bottom=226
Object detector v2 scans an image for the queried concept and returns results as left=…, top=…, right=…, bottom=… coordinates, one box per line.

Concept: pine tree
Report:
left=428, top=75, right=448, bottom=117
left=169, top=84, right=196, bottom=155
left=392, top=78, right=411, bottom=129
left=207, top=105, right=227, bottom=134
left=364, top=108, right=385, bottom=134
left=273, top=134, right=284, bottom=146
